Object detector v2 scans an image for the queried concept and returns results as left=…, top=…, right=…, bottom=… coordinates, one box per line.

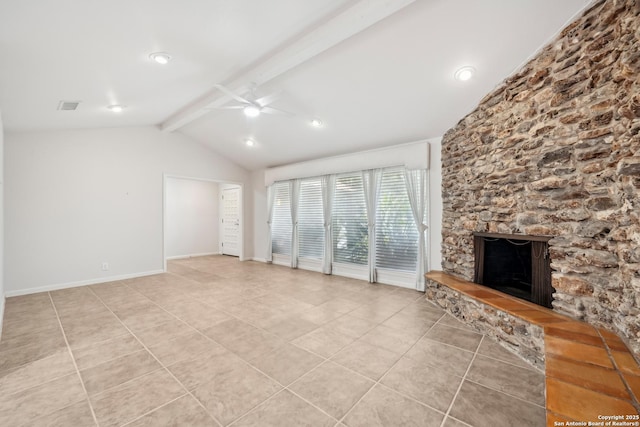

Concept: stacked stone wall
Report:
left=440, top=0, right=640, bottom=355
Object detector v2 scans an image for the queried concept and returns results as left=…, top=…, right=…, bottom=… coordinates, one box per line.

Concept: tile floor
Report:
left=0, top=256, right=546, bottom=427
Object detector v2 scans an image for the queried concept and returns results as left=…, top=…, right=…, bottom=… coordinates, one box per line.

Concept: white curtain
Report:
left=289, top=179, right=300, bottom=269
left=321, top=174, right=335, bottom=274
left=405, top=169, right=429, bottom=291
left=266, top=185, right=276, bottom=263
left=362, top=169, right=383, bottom=283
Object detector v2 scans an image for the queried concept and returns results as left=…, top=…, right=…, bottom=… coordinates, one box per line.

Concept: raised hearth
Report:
left=425, top=271, right=640, bottom=422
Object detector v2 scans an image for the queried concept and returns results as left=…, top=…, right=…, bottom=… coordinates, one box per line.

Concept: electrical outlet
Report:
left=102, top=262, right=109, bottom=271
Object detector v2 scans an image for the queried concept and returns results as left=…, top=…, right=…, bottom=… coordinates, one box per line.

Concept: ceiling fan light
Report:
left=245, top=139, right=255, bottom=147
left=107, top=104, right=125, bottom=113
left=243, top=105, right=261, bottom=117
left=310, top=118, right=323, bottom=128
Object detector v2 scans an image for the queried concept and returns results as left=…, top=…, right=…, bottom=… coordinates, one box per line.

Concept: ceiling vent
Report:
left=57, top=101, right=80, bottom=111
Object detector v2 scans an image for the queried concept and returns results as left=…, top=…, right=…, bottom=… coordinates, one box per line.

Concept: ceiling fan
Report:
left=212, top=83, right=293, bottom=117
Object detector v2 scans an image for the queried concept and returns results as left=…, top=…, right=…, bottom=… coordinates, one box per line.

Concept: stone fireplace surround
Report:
left=435, top=0, right=640, bottom=357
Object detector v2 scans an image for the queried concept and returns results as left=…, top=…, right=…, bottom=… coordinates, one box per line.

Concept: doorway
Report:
left=163, top=175, right=244, bottom=271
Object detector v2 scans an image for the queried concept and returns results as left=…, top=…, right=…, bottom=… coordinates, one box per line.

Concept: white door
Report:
left=221, top=187, right=241, bottom=256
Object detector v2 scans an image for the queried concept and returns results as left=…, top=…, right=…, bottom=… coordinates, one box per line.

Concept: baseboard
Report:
left=250, top=257, right=267, bottom=263
left=166, top=252, right=220, bottom=261
left=4, top=269, right=165, bottom=297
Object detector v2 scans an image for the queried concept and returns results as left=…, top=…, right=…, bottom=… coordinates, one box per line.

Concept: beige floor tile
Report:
left=442, top=416, right=472, bottom=427
left=438, top=313, right=475, bottom=330
left=323, top=314, right=377, bottom=339
left=331, top=340, right=401, bottom=380
left=262, top=314, right=320, bottom=341
left=114, top=303, right=178, bottom=333
left=73, top=333, right=142, bottom=370
left=91, top=369, right=185, bottom=427
left=4, top=293, right=53, bottom=313
left=32, top=400, right=96, bottom=427
left=298, top=303, right=350, bottom=325
left=148, top=331, right=222, bottom=366
left=200, top=318, right=260, bottom=346
left=223, top=328, right=285, bottom=362
left=60, top=311, right=130, bottom=349
left=359, top=325, right=423, bottom=354
left=348, top=304, right=399, bottom=323
left=0, top=330, right=67, bottom=372
left=381, top=356, right=463, bottom=412
left=254, top=293, right=316, bottom=313
left=166, top=300, right=232, bottom=330
left=466, top=355, right=546, bottom=406
left=168, top=348, right=246, bottom=391
left=0, top=256, right=549, bottom=427
left=382, top=311, right=438, bottom=335
left=404, top=338, right=475, bottom=377
left=476, top=338, right=536, bottom=370
left=424, top=324, right=482, bottom=352
left=344, top=384, right=444, bottom=427
left=293, top=327, right=355, bottom=358
left=0, top=349, right=75, bottom=395
left=225, top=301, right=287, bottom=327
left=80, top=349, right=161, bottom=396
left=289, top=361, right=374, bottom=419
left=127, top=395, right=218, bottom=427
left=449, top=380, right=545, bottom=427
left=250, top=343, right=324, bottom=386
left=0, top=320, right=63, bottom=351
left=233, top=390, right=335, bottom=427
left=0, top=373, right=86, bottom=426
left=192, top=361, right=281, bottom=425
left=0, top=314, right=60, bottom=342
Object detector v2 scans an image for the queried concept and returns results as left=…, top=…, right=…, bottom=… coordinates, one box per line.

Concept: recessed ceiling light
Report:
left=243, top=105, right=261, bottom=117
left=245, top=138, right=256, bottom=147
left=107, top=104, right=125, bottom=113
left=149, top=52, right=171, bottom=65
left=454, top=66, right=475, bottom=82
left=310, top=118, right=323, bottom=128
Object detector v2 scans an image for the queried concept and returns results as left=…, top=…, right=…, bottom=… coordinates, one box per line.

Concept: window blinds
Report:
left=271, top=182, right=292, bottom=256
left=333, top=173, right=368, bottom=265
left=298, top=178, right=324, bottom=260
left=375, top=168, right=418, bottom=272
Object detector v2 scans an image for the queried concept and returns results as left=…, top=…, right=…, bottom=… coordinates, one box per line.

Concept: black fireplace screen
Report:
left=473, top=232, right=553, bottom=308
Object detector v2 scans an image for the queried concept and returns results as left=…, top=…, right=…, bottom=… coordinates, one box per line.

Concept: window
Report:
left=375, top=168, right=418, bottom=272
left=298, top=178, right=324, bottom=260
left=271, top=182, right=291, bottom=256
left=333, top=173, right=368, bottom=265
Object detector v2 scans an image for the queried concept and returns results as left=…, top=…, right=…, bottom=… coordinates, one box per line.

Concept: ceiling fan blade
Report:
left=202, top=105, right=245, bottom=111
left=254, top=91, right=282, bottom=107
left=213, top=84, right=251, bottom=104
left=262, top=106, right=294, bottom=116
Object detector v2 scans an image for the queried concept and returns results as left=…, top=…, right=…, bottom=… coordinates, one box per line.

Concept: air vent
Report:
left=57, top=101, right=80, bottom=111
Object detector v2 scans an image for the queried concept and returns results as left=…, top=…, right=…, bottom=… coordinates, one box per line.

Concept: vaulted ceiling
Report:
left=0, top=0, right=591, bottom=170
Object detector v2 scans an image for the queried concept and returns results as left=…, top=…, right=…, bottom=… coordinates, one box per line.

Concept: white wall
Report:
left=251, top=170, right=268, bottom=262
left=166, top=178, right=219, bottom=259
left=5, top=126, right=251, bottom=295
left=428, top=137, right=443, bottom=271
left=0, top=112, right=5, bottom=337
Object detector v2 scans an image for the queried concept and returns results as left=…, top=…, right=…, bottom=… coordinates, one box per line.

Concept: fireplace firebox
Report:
left=473, top=232, right=553, bottom=308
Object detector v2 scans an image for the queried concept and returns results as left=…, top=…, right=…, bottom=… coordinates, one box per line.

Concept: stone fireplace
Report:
left=432, top=0, right=640, bottom=357
left=473, top=232, right=552, bottom=308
